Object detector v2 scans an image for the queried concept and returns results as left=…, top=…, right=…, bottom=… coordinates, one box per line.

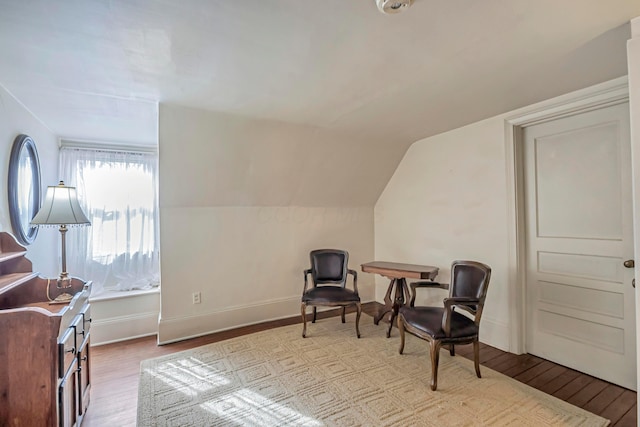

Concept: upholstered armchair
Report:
left=301, top=249, right=361, bottom=338
left=398, top=260, right=491, bottom=390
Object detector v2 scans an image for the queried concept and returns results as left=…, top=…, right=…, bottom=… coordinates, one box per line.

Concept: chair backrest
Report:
left=449, top=260, right=491, bottom=324
left=309, top=249, right=349, bottom=287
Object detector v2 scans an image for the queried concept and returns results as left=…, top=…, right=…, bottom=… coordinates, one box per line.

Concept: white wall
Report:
left=375, top=116, right=511, bottom=350
left=156, top=104, right=407, bottom=343
left=158, top=206, right=373, bottom=342
left=157, top=105, right=409, bottom=208
left=0, top=83, right=57, bottom=276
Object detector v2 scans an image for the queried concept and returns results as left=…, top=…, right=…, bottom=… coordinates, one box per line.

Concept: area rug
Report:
left=138, top=315, right=609, bottom=426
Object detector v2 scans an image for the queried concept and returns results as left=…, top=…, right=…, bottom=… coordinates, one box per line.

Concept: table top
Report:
left=361, top=261, right=439, bottom=280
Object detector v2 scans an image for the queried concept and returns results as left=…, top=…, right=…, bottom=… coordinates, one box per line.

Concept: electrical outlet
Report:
left=192, top=292, right=201, bottom=304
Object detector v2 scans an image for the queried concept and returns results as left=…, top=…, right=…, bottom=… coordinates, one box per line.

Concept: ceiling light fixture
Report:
left=376, top=0, right=413, bottom=14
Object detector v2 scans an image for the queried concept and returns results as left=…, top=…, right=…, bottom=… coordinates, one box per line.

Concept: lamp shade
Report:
left=30, top=181, right=90, bottom=226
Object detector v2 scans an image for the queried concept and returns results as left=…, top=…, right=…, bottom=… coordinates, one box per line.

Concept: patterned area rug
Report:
left=138, top=315, right=609, bottom=426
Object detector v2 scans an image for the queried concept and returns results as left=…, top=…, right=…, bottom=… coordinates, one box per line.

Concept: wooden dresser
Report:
left=0, top=232, right=92, bottom=426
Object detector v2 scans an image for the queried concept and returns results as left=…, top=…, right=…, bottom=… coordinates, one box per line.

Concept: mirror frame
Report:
left=8, top=134, right=41, bottom=245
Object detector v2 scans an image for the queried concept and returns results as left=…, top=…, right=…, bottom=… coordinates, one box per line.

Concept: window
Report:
left=60, top=146, right=160, bottom=295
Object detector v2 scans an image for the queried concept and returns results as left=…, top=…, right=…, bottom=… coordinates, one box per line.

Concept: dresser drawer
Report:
left=75, top=305, right=91, bottom=348
left=81, top=304, right=91, bottom=334
left=58, top=326, right=77, bottom=378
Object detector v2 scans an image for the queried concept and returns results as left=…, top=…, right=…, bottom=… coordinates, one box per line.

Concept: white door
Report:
left=524, top=102, right=636, bottom=390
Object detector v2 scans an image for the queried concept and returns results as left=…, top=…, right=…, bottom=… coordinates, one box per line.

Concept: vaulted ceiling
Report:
left=0, top=0, right=638, bottom=146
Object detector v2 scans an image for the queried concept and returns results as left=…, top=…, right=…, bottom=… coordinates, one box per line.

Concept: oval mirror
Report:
left=8, top=134, right=41, bottom=245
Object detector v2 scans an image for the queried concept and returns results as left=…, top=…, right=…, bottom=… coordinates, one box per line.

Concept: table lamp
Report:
left=30, top=181, right=90, bottom=303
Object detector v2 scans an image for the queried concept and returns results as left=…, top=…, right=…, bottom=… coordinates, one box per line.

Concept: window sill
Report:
left=89, top=287, right=160, bottom=303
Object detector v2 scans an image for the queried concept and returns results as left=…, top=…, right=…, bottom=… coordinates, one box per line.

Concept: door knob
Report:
left=623, top=259, right=635, bottom=268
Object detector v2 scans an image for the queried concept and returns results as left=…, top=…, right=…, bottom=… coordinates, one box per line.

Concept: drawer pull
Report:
left=81, top=355, right=88, bottom=361
left=65, top=347, right=75, bottom=354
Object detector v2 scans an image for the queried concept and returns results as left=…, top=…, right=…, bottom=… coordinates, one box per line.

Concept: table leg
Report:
left=374, top=278, right=396, bottom=325
left=387, top=278, right=408, bottom=338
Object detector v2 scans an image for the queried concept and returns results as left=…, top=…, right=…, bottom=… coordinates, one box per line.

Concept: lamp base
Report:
left=49, top=292, right=74, bottom=305
left=46, top=278, right=75, bottom=304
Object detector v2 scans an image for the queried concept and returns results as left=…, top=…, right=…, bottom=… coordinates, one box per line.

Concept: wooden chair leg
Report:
left=398, top=315, right=406, bottom=354
left=312, top=306, right=317, bottom=323
left=355, top=302, right=361, bottom=338
left=473, top=339, right=481, bottom=378
left=301, top=303, right=307, bottom=338
left=341, top=306, right=346, bottom=323
left=430, top=341, right=442, bottom=391
left=449, top=344, right=455, bottom=356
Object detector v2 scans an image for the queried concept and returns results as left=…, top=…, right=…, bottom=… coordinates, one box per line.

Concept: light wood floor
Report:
left=83, top=303, right=636, bottom=426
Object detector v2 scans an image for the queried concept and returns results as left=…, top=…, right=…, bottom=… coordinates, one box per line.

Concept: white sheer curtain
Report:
left=60, top=147, right=160, bottom=295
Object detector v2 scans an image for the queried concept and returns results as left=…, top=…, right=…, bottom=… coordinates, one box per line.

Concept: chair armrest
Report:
left=348, top=269, right=359, bottom=295
left=408, top=281, right=449, bottom=307
left=442, top=297, right=480, bottom=335
left=443, top=296, right=479, bottom=307
left=303, top=269, right=312, bottom=293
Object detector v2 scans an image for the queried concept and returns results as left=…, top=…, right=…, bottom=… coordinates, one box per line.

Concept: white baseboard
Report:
left=157, top=297, right=511, bottom=351
left=89, top=290, right=160, bottom=346
left=480, top=316, right=511, bottom=352
left=91, top=311, right=159, bottom=346
left=158, top=296, right=304, bottom=344
left=158, top=297, right=377, bottom=345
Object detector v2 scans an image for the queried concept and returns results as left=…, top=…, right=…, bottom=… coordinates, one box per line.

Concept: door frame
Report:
left=504, top=76, right=630, bottom=354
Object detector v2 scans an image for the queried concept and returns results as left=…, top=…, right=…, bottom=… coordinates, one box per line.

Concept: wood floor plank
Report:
left=499, top=354, right=546, bottom=378
left=601, top=389, right=637, bottom=425
left=478, top=346, right=504, bottom=364
left=512, top=360, right=556, bottom=383
left=583, top=384, right=626, bottom=416
left=537, top=368, right=581, bottom=395
left=566, top=378, right=610, bottom=408
left=482, top=352, right=514, bottom=370
left=524, top=364, right=569, bottom=389
left=483, top=352, right=529, bottom=373
left=82, top=302, right=636, bottom=426
left=613, top=405, right=638, bottom=427
left=553, top=374, right=596, bottom=401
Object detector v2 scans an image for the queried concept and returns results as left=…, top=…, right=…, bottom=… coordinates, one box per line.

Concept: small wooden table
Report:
left=361, top=261, right=439, bottom=338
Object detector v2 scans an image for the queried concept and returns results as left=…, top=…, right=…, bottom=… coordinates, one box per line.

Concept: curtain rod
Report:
left=59, top=139, right=158, bottom=154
